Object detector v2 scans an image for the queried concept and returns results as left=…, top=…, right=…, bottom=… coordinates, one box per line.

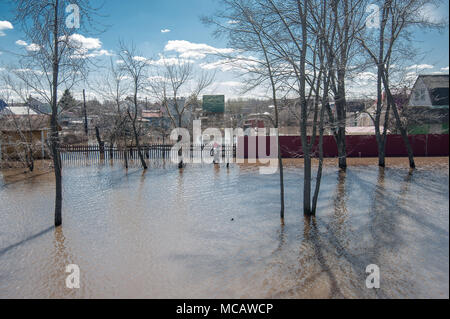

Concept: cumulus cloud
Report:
left=161, top=29, right=171, bottom=33
left=441, top=66, right=449, bottom=72
left=0, top=21, right=13, bottom=36
left=15, top=40, right=27, bottom=46
left=15, top=39, right=41, bottom=52
left=164, top=40, right=234, bottom=60
left=68, top=33, right=102, bottom=50
left=132, top=56, right=148, bottom=62
left=64, top=34, right=113, bottom=59
left=407, top=64, right=434, bottom=70
left=146, top=54, right=195, bottom=66
left=200, top=55, right=260, bottom=72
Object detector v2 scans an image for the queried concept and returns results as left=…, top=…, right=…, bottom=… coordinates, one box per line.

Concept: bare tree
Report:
left=11, top=0, right=101, bottom=226
left=148, top=57, right=214, bottom=168
left=319, top=0, right=366, bottom=170
left=117, top=42, right=149, bottom=170
left=205, top=0, right=333, bottom=216
left=91, top=58, right=130, bottom=163
left=357, top=0, right=446, bottom=168
left=203, top=0, right=288, bottom=221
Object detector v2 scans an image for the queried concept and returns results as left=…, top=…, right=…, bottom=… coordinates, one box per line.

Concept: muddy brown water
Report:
left=0, top=158, right=448, bottom=298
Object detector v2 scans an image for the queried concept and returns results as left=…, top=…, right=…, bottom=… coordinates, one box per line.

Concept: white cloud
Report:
left=26, top=43, right=41, bottom=52
left=13, top=68, right=44, bottom=75
left=132, top=56, right=148, bottom=62
left=407, top=64, right=434, bottom=70
left=68, top=34, right=102, bottom=50
left=355, top=72, right=377, bottom=81
left=227, top=20, right=239, bottom=24
left=15, top=39, right=41, bottom=52
left=419, top=3, right=445, bottom=24
left=161, top=29, right=171, bottom=33
left=15, top=40, right=27, bottom=46
left=441, top=66, right=449, bottom=72
left=147, top=54, right=194, bottom=66
left=164, top=40, right=234, bottom=60
left=200, top=55, right=260, bottom=72
left=0, top=21, right=13, bottom=36
left=64, top=34, right=113, bottom=59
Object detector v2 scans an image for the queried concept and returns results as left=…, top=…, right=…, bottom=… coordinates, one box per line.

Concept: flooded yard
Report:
left=0, top=158, right=448, bottom=299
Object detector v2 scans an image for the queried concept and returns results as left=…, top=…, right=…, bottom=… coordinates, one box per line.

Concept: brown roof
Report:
left=0, top=115, right=51, bottom=132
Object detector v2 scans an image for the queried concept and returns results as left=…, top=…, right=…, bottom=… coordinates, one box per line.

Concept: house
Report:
left=406, top=74, right=449, bottom=134
left=0, top=114, right=51, bottom=159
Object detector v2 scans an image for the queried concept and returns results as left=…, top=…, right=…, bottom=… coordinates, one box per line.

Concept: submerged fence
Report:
left=58, top=144, right=237, bottom=166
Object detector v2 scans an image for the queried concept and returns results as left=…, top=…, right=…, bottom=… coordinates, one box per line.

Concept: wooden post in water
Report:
left=83, top=89, right=89, bottom=136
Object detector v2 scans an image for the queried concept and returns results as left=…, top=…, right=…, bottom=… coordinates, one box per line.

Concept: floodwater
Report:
left=0, top=158, right=448, bottom=299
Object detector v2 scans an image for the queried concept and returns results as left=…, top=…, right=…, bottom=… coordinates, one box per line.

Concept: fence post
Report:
left=41, top=130, right=45, bottom=160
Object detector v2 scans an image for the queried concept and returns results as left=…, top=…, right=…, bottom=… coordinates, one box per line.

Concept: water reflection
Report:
left=0, top=159, right=448, bottom=298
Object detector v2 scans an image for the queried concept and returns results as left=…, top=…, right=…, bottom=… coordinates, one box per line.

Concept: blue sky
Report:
left=0, top=0, right=449, bottom=100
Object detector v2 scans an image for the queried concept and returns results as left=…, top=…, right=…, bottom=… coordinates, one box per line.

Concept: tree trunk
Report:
left=381, top=71, right=415, bottom=169
left=95, top=126, right=105, bottom=158
left=83, top=89, right=88, bottom=136
left=336, top=71, right=347, bottom=170
left=53, top=0, right=62, bottom=227
left=304, top=149, right=312, bottom=215
left=278, top=138, right=285, bottom=223
left=312, top=91, right=328, bottom=215
left=132, top=123, right=147, bottom=170
left=177, top=117, right=184, bottom=169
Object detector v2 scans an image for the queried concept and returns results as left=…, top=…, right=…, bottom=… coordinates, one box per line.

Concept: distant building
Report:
left=406, top=74, right=449, bottom=134
left=27, top=97, right=52, bottom=114
left=200, top=95, right=226, bottom=128
left=0, top=99, right=7, bottom=113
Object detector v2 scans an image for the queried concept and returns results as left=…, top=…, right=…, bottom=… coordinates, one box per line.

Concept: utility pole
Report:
left=83, top=89, right=88, bottom=136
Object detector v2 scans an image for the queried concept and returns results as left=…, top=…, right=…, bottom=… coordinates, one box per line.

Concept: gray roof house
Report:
left=406, top=74, right=449, bottom=134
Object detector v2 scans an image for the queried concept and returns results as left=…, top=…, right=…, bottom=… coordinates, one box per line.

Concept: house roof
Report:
left=418, top=74, right=449, bottom=106
left=27, top=97, right=52, bottom=114
left=1, top=106, right=38, bottom=116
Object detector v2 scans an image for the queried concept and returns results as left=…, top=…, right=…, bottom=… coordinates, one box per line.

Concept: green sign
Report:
left=203, top=95, right=225, bottom=114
